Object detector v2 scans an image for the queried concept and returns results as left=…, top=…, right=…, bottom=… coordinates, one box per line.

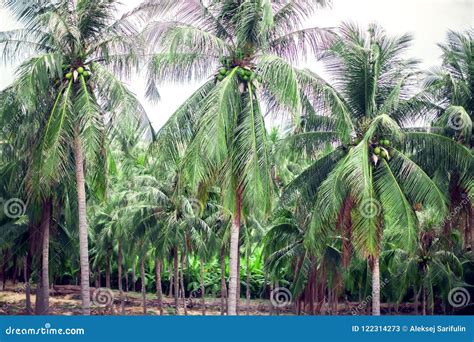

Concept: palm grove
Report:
left=0, top=0, right=472, bottom=316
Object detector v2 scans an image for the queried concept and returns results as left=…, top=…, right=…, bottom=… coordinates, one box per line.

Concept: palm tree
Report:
left=420, top=30, right=473, bottom=249
left=144, top=0, right=331, bottom=315
left=283, top=23, right=472, bottom=315
left=1, top=0, right=148, bottom=314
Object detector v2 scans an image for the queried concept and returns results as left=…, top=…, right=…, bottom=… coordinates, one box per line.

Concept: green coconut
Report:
left=219, top=67, right=227, bottom=75
left=65, top=72, right=72, bottom=80
left=381, top=150, right=388, bottom=159
left=217, top=74, right=225, bottom=81
left=83, top=71, right=90, bottom=77
left=374, top=147, right=381, bottom=155
left=77, top=66, right=84, bottom=74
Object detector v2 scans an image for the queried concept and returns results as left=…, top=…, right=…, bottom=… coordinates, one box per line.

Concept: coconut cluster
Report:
left=371, top=138, right=391, bottom=165
left=65, top=65, right=91, bottom=81
left=215, top=65, right=261, bottom=84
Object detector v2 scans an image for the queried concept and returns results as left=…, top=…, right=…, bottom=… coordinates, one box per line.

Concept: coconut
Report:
left=77, top=66, right=84, bottom=74
left=83, top=71, right=90, bottom=77
left=381, top=150, right=388, bottom=159
left=217, top=74, right=225, bottom=81
left=219, top=67, right=227, bottom=75
left=65, top=73, right=72, bottom=80
left=244, top=69, right=252, bottom=77
left=242, top=75, right=249, bottom=82
left=374, top=147, right=381, bottom=155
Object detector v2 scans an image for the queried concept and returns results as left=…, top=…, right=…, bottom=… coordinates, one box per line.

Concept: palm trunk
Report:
left=118, top=241, right=124, bottom=314
left=246, top=251, right=250, bottom=315
left=180, top=252, right=187, bottom=315
left=37, top=199, right=51, bottom=315
left=236, top=255, right=241, bottom=315
left=422, top=285, right=427, bottom=316
left=106, top=249, right=111, bottom=289
left=168, top=266, right=173, bottom=297
left=415, top=287, right=421, bottom=315
left=371, top=256, right=381, bottom=316
left=95, top=266, right=100, bottom=288
left=132, top=261, right=136, bottom=292
left=228, top=188, right=242, bottom=315
left=155, top=257, right=163, bottom=315
left=200, top=258, right=205, bottom=315
left=74, top=134, right=91, bottom=315
left=174, top=248, right=179, bottom=314
left=24, top=255, right=31, bottom=314
left=125, top=268, right=128, bottom=292
left=140, top=257, right=147, bottom=314
left=220, top=247, right=227, bottom=315
left=1, top=249, right=7, bottom=290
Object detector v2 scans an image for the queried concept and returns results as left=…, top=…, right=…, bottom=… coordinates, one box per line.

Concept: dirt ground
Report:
left=0, top=282, right=418, bottom=316
left=0, top=282, right=282, bottom=316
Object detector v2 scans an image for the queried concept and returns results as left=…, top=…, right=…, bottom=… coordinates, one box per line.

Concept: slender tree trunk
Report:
left=236, top=255, right=241, bottom=315
left=74, top=134, right=91, bottom=315
left=200, top=258, right=205, bottom=315
left=220, top=247, right=227, bottom=315
left=132, top=261, right=136, bottom=292
left=140, top=257, right=147, bottom=314
left=106, top=249, right=111, bottom=289
left=415, top=287, right=421, bottom=315
left=180, top=252, right=187, bottom=316
left=38, top=199, right=51, bottom=315
left=1, top=249, right=7, bottom=290
left=12, top=255, right=18, bottom=285
left=95, top=266, right=100, bottom=288
left=155, top=257, right=163, bottom=315
left=124, top=267, right=128, bottom=292
left=228, top=188, right=242, bottom=315
left=246, top=251, right=250, bottom=315
left=174, top=249, right=179, bottom=314
left=118, top=242, right=124, bottom=315
left=24, top=255, right=31, bottom=314
left=422, top=286, right=427, bottom=316
left=168, top=265, right=173, bottom=297
left=371, top=256, right=381, bottom=316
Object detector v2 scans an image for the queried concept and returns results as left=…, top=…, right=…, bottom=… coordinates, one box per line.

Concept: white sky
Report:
left=0, top=0, right=473, bottom=130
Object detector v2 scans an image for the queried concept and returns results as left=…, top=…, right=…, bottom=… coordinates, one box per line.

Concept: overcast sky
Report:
left=0, top=0, right=472, bottom=130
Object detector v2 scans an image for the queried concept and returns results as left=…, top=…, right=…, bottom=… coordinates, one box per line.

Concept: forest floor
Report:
left=0, top=282, right=419, bottom=316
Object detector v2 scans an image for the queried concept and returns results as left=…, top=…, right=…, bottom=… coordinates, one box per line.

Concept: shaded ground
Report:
left=0, top=282, right=443, bottom=316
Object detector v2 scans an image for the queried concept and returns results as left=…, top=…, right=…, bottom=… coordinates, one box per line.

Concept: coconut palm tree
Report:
left=0, top=0, right=149, bottom=314
left=143, top=0, right=331, bottom=315
left=423, top=29, right=473, bottom=148
left=282, top=23, right=472, bottom=315
left=419, top=29, right=474, bottom=249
